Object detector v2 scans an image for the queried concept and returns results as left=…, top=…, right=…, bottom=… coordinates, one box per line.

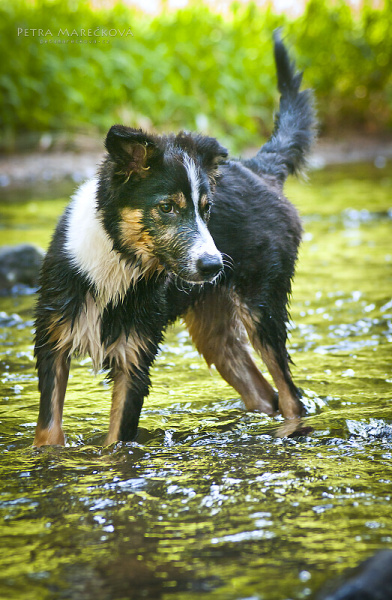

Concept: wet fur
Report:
left=34, top=33, right=316, bottom=446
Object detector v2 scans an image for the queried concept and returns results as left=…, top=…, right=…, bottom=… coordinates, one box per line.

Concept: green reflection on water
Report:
left=0, top=162, right=391, bottom=600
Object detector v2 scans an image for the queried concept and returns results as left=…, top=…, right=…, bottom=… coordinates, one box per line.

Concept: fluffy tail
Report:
left=244, top=31, right=316, bottom=184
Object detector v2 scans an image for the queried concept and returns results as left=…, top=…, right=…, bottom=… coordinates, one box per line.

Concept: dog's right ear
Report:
left=193, top=135, right=228, bottom=171
left=105, top=125, right=162, bottom=180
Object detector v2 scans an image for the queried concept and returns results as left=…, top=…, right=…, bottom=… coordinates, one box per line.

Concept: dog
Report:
left=34, top=32, right=316, bottom=446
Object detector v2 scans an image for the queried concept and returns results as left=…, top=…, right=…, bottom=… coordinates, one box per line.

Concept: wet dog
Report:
left=34, top=32, right=316, bottom=446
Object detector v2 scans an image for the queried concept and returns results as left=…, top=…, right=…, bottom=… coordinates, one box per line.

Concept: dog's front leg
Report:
left=34, top=349, right=70, bottom=446
left=105, top=345, right=156, bottom=445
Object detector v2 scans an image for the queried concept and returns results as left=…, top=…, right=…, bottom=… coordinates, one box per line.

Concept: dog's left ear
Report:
left=193, top=135, right=228, bottom=172
left=105, top=125, right=162, bottom=180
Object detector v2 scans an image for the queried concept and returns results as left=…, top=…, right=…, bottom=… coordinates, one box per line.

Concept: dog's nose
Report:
left=196, top=254, right=223, bottom=279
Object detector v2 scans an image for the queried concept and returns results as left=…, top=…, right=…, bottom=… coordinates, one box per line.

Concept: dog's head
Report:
left=98, top=125, right=228, bottom=284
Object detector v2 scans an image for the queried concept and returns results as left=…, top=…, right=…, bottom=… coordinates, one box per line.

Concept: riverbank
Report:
left=1, top=134, right=392, bottom=190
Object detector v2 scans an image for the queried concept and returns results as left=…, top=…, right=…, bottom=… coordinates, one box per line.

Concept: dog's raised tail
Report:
left=244, top=31, right=316, bottom=184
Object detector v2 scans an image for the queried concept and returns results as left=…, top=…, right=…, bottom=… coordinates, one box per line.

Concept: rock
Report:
left=0, top=244, right=44, bottom=293
left=317, top=550, right=392, bottom=600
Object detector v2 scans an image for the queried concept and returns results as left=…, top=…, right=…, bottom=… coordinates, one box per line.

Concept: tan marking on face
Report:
left=200, top=194, right=209, bottom=210
left=120, top=208, right=154, bottom=253
left=169, top=192, right=187, bottom=209
left=120, top=208, right=165, bottom=280
left=33, top=353, right=68, bottom=447
left=184, top=288, right=276, bottom=414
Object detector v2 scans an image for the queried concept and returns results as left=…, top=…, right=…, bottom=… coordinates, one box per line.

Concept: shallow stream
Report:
left=0, top=162, right=391, bottom=599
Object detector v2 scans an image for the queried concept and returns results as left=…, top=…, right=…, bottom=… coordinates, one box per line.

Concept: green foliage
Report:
left=287, top=0, right=392, bottom=133
left=0, top=0, right=391, bottom=152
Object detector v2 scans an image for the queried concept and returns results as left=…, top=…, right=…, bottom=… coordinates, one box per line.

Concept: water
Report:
left=0, top=162, right=391, bottom=600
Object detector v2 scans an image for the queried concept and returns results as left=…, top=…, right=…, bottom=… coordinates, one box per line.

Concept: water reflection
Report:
left=0, top=163, right=392, bottom=599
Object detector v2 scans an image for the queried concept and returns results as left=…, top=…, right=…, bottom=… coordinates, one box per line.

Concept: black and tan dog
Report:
left=34, top=33, right=316, bottom=446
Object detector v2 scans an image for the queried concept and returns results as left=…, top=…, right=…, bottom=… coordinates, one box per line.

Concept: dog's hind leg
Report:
left=184, top=288, right=277, bottom=414
left=34, top=350, right=70, bottom=446
left=236, top=299, right=304, bottom=420
left=259, top=345, right=302, bottom=419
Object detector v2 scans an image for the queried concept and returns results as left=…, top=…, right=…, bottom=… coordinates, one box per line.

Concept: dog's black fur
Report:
left=34, top=33, right=316, bottom=446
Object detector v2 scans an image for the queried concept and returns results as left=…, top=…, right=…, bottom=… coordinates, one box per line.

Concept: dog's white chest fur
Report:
left=64, top=178, right=134, bottom=307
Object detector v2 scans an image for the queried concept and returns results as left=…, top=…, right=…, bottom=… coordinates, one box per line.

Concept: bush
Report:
left=0, top=0, right=391, bottom=152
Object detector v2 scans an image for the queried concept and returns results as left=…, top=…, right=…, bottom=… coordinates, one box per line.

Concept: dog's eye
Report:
left=159, top=202, right=174, bottom=214
left=203, top=201, right=212, bottom=215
